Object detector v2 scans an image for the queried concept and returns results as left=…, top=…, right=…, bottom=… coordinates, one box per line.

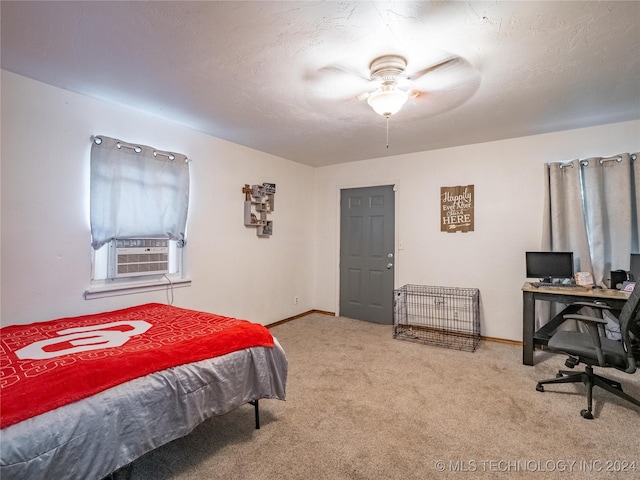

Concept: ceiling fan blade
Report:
left=303, top=63, right=373, bottom=100
left=401, top=66, right=481, bottom=119
left=405, top=56, right=475, bottom=92
left=405, top=56, right=460, bottom=82
left=316, top=64, right=371, bottom=82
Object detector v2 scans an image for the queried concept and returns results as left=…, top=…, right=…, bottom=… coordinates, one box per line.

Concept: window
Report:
left=543, top=152, right=638, bottom=286
left=86, top=135, right=190, bottom=298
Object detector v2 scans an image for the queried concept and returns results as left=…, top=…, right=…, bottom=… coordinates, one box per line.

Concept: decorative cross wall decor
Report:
left=243, top=183, right=275, bottom=237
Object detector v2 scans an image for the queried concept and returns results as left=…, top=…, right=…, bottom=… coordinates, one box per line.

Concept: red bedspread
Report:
left=0, top=303, right=274, bottom=429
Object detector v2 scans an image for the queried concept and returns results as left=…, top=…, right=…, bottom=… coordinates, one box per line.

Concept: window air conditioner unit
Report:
left=108, top=238, right=170, bottom=279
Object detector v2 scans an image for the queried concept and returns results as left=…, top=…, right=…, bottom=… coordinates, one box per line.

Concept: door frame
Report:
left=334, top=180, right=401, bottom=317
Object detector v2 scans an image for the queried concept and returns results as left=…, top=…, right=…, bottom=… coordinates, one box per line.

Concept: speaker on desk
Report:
left=610, top=269, right=630, bottom=290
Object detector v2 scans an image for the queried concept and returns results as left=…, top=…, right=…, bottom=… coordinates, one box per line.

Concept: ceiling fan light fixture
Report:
left=367, top=84, right=408, bottom=117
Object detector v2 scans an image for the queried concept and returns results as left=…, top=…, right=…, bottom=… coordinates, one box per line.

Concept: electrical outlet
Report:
left=294, top=296, right=299, bottom=305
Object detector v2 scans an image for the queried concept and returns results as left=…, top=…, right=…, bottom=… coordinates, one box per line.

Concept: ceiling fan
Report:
left=305, top=53, right=477, bottom=147
left=362, top=54, right=443, bottom=117
left=306, top=53, right=473, bottom=119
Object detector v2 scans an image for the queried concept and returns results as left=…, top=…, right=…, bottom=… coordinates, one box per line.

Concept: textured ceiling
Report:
left=2, top=1, right=639, bottom=167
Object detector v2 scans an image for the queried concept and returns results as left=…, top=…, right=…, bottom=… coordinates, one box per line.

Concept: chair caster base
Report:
left=536, top=384, right=544, bottom=392
left=580, top=409, right=594, bottom=419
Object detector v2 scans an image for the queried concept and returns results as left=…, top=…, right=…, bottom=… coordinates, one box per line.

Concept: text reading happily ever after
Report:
left=441, top=185, right=474, bottom=233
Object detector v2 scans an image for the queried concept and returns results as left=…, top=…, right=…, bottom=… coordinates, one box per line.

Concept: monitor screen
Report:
left=630, top=253, right=640, bottom=281
left=525, top=251, right=574, bottom=281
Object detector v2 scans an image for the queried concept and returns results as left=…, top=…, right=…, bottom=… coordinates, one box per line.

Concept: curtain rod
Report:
left=116, top=141, right=142, bottom=153
left=92, top=135, right=187, bottom=162
left=558, top=153, right=637, bottom=169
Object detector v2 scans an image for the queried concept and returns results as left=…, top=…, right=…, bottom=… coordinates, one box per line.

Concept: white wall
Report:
left=2, top=69, right=639, bottom=341
left=1, top=71, right=316, bottom=326
left=313, top=120, right=640, bottom=341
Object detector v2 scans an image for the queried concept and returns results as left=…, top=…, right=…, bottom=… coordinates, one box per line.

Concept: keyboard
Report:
left=532, top=282, right=576, bottom=288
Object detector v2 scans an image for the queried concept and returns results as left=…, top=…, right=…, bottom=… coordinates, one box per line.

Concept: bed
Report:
left=0, top=303, right=288, bottom=480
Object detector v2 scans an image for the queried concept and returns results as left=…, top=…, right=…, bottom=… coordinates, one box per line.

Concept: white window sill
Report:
left=85, top=277, right=191, bottom=300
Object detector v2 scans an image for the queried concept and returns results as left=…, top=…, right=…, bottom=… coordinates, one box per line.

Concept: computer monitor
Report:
left=630, top=253, right=640, bottom=281
left=525, top=251, right=574, bottom=283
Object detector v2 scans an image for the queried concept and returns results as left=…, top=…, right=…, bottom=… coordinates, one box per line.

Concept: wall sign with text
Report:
left=441, top=185, right=474, bottom=233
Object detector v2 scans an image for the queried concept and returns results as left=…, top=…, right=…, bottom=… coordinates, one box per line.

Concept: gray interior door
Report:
left=339, top=185, right=395, bottom=324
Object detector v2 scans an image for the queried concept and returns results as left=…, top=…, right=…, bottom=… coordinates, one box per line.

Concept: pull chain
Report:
left=386, top=114, right=390, bottom=149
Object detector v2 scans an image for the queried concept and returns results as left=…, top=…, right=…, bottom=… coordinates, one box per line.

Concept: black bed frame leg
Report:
left=104, top=463, right=133, bottom=480
left=249, top=399, right=260, bottom=429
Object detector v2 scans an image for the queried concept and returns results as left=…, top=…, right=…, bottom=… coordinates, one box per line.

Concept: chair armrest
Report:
left=571, top=301, right=611, bottom=311
left=563, top=314, right=608, bottom=325
left=564, top=314, right=608, bottom=366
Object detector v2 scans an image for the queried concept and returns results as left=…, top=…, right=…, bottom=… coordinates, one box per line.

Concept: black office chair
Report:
left=536, top=282, right=640, bottom=419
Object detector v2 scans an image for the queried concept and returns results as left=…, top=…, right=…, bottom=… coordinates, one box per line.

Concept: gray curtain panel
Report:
left=543, top=160, right=592, bottom=274
left=581, top=153, right=635, bottom=285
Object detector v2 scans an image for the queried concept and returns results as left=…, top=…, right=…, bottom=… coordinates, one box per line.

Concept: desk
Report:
left=521, top=282, right=629, bottom=365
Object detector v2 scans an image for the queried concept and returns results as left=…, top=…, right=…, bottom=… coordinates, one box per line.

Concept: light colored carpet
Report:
left=129, top=313, right=640, bottom=479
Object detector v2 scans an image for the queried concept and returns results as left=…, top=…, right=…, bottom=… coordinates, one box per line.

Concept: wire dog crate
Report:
left=393, top=284, right=480, bottom=352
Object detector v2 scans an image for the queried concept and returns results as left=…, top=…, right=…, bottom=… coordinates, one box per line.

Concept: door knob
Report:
left=387, top=263, right=393, bottom=269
